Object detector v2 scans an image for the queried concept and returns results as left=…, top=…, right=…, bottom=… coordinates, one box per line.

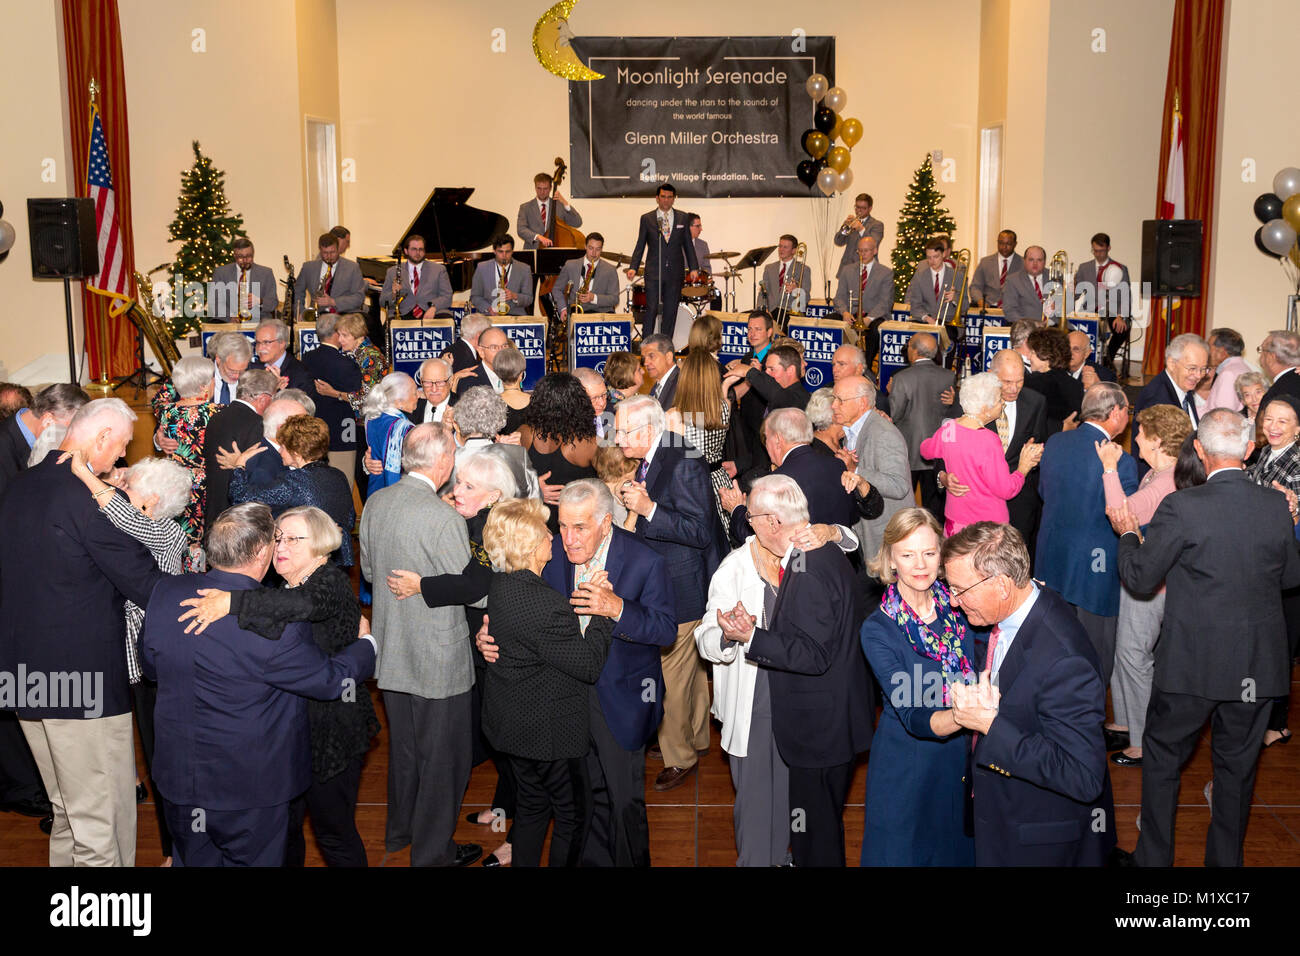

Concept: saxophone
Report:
left=572, top=259, right=595, bottom=315
left=495, top=262, right=511, bottom=315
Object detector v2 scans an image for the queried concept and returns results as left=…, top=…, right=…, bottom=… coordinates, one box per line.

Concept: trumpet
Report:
left=776, top=242, right=809, bottom=327
left=841, top=214, right=865, bottom=233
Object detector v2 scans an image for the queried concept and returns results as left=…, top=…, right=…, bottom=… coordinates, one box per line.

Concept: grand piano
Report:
left=357, top=187, right=509, bottom=354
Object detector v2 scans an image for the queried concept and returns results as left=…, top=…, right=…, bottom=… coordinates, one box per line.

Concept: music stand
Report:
left=736, top=246, right=776, bottom=310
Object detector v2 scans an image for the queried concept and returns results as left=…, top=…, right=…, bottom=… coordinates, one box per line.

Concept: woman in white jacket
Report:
left=695, top=532, right=788, bottom=867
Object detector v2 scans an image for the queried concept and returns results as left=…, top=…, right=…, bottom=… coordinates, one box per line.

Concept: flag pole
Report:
left=87, top=76, right=114, bottom=393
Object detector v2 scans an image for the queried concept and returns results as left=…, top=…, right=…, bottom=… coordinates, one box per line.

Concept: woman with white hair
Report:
left=362, top=371, right=418, bottom=495
left=805, top=387, right=844, bottom=458
left=919, top=371, right=1043, bottom=534
left=386, top=449, right=521, bottom=866
left=453, top=385, right=540, bottom=500
left=156, top=355, right=221, bottom=544
left=62, top=449, right=195, bottom=865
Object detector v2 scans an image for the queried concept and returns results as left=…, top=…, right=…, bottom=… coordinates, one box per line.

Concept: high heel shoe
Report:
left=1265, top=729, right=1293, bottom=747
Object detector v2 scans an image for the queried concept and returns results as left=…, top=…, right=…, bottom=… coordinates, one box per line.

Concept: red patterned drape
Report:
left=61, top=0, right=137, bottom=380
left=1144, top=0, right=1225, bottom=376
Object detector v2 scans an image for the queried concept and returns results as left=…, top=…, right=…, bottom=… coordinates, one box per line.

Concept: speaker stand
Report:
left=62, top=277, right=79, bottom=384
left=113, top=327, right=164, bottom=395
left=1287, top=294, right=1299, bottom=334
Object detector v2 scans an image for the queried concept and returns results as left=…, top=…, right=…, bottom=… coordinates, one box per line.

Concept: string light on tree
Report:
left=167, top=140, right=247, bottom=337
left=890, top=155, right=957, bottom=305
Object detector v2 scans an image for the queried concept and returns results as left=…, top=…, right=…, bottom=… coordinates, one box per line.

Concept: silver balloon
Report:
left=1261, top=217, right=1298, bottom=256
left=1274, top=167, right=1300, bottom=202
left=0, top=220, right=14, bottom=256
left=805, top=73, right=828, bottom=103
left=817, top=166, right=838, bottom=196
left=825, top=86, right=847, bottom=113
left=836, top=167, right=854, bottom=192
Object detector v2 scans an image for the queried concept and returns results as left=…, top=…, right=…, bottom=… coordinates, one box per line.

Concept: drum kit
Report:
left=600, top=249, right=747, bottom=340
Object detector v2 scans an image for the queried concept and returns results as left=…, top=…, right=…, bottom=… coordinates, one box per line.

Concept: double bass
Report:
left=539, top=157, right=585, bottom=371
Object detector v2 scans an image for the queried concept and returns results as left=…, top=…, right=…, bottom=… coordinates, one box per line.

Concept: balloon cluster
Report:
left=795, top=74, right=862, bottom=196
left=1253, top=167, right=1300, bottom=269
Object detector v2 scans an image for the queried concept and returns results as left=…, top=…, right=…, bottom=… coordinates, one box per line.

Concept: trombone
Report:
left=776, top=242, right=809, bottom=328
left=1048, top=250, right=1072, bottom=328
left=934, top=248, right=971, bottom=326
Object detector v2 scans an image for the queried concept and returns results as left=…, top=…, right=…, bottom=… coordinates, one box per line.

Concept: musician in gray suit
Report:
left=969, top=230, right=1024, bottom=309
left=552, top=232, right=620, bottom=319
left=517, top=172, right=582, bottom=250
left=359, top=422, right=482, bottom=867
left=294, top=232, right=366, bottom=316
left=906, top=239, right=958, bottom=323
left=1000, top=246, right=1055, bottom=323
left=833, top=193, right=886, bottom=272
left=834, top=236, right=894, bottom=367
left=1072, top=232, right=1131, bottom=367
left=380, top=234, right=453, bottom=318
left=470, top=236, right=534, bottom=316
left=831, top=375, right=913, bottom=567
left=761, top=235, right=812, bottom=315
left=689, top=215, right=711, bottom=274
left=209, top=238, right=278, bottom=321
left=887, top=333, right=956, bottom=517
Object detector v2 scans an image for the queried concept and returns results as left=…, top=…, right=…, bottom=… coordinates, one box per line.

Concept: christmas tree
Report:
left=167, top=141, right=247, bottom=336
left=890, top=155, right=958, bottom=304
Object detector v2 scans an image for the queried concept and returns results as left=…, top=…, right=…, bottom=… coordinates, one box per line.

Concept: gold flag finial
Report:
left=1173, top=87, right=1180, bottom=114
left=89, top=76, right=99, bottom=106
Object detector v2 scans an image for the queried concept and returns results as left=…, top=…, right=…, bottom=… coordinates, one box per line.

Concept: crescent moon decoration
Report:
left=533, top=0, right=604, bottom=81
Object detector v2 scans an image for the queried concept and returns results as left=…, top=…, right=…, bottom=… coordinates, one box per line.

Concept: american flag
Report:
left=86, top=103, right=132, bottom=314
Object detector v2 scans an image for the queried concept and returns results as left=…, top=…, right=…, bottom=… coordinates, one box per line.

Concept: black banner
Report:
left=568, top=36, right=835, bottom=199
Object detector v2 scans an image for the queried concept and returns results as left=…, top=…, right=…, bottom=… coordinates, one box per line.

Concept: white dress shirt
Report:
left=991, top=583, right=1041, bottom=678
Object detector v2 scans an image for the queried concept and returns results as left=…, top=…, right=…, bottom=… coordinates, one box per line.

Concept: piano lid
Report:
left=390, top=187, right=509, bottom=258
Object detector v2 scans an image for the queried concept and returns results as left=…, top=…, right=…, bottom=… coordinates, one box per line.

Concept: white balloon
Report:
left=805, top=73, right=828, bottom=103
left=836, top=167, right=854, bottom=192
left=1101, top=263, right=1123, bottom=288
left=817, top=167, right=838, bottom=196
left=0, top=220, right=14, bottom=257
left=1273, top=167, right=1300, bottom=202
left=1261, top=218, right=1298, bottom=256
left=825, top=87, right=847, bottom=113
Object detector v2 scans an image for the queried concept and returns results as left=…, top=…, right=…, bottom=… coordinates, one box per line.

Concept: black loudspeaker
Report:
left=1141, top=219, right=1202, bottom=296
left=27, top=197, right=99, bottom=279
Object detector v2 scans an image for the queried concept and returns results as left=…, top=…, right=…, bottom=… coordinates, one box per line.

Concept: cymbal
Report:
left=602, top=252, right=633, bottom=264
left=708, top=251, right=739, bottom=259
left=715, top=268, right=745, bottom=279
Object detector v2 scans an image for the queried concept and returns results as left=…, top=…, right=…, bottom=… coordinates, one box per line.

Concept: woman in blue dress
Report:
left=860, top=507, right=976, bottom=866
left=363, top=371, right=419, bottom=496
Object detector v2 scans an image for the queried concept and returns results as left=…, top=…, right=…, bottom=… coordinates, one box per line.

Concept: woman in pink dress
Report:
left=919, top=371, right=1042, bottom=535
left=1098, top=404, right=1193, bottom=768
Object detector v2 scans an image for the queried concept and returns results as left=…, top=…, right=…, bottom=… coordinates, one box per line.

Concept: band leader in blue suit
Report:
left=141, top=503, right=376, bottom=867
left=859, top=508, right=975, bottom=866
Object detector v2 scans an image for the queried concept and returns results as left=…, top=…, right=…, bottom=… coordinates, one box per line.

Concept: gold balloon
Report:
left=806, top=132, right=830, bottom=159
left=1285, top=194, right=1300, bottom=233
left=840, top=117, right=863, bottom=148
left=1291, top=243, right=1300, bottom=270
left=826, top=145, right=851, bottom=173
left=829, top=114, right=842, bottom=143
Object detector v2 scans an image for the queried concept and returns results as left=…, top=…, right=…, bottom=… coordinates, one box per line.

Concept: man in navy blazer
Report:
left=615, top=395, right=725, bottom=792
left=1067, top=330, right=1116, bottom=385
left=944, top=522, right=1115, bottom=866
left=301, top=312, right=362, bottom=484
left=1036, top=382, right=1137, bottom=685
left=141, top=503, right=375, bottom=866
left=250, top=318, right=312, bottom=392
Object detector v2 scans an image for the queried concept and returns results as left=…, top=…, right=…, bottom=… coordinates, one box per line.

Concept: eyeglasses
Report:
left=419, top=378, right=450, bottom=389
left=830, top=395, right=859, bottom=405
left=748, top=513, right=781, bottom=527
left=254, top=338, right=281, bottom=347
left=949, top=575, right=992, bottom=600
left=274, top=532, right=308, bottom=546
left=479, top=343, right=509, bottom=352
left=1177, top=362, right=1209, bottom=375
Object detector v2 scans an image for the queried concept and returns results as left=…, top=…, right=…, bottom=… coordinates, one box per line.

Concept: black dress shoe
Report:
left=1107, top=846, right=1137, bottom=867
left=136, top=781, right=149, bottom=804
left=1103, top=728, right=1131, bottom=751
left=482, top=852, right=503, bottom=868
left=454, top=843, right=483, bottom=867
left=39, top=814, right=53, bottom=835
left=0, top=798, right=52, bottom=818
left=1110, top=751, right=1143, bottom=767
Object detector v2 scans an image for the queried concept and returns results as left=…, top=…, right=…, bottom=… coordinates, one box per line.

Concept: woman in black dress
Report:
left=480, top=498, right=612, bottom=867
left=178, top=505, right=379, bottom=866
left=519, top=373, right=599, bottom=532
left=1023, top=327, right=1084, bottom=434
left=385, top=450, right=520, bottom=867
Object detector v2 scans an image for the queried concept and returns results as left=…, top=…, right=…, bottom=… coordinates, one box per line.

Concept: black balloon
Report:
left=800, top=129, right=820, bottom=157
left=796, top=160, right=818, bottom=188
left=1255, top=192, right=1284, bottom=224
left=814, top=107, right=837, bottom=135
left=1256, top=226, right=1283, bottom=258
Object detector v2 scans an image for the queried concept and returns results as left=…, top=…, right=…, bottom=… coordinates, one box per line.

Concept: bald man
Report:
left=886, top=333, right=955, bottom=518
left=1067, top=329, right=1116, bottom=386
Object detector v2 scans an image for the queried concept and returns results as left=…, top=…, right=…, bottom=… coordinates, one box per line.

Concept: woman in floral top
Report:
left=156, top=355, right=221, bottom=545
left=316, top=313, right=388, bottom=416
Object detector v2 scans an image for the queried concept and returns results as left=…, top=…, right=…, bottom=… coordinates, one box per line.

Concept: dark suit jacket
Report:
left=302, top=343, right=362, bottom=451
left=743, top=367, right=810, bottom=413
left=1077, top=361, right=1117, bottom=384
left=140, top=568, right=375, bottom=810
left=972, top=585, right=1115, bottom=866
left=448, top=338, right=478, bottom=374
left=541, top=528, right=677, bottom=750
left=452, top=361, right=495, bottom=407
left=1134, top=369, right=1188, bottom=415
left=1259, top=368, right=1300, bottom=422
left=0, top=413, right=32, bottom=500
left=0, top=457, right=162, bottom=719
left=732, top=369, right=811, bottom=487
left=482, top=569, right=613, bottom=760
left=252, top=352, right=312, bottom=392
left=652, top=365, right=679, bottom=410
left=407, top=396, right=450, bottom=426
left=243, top=437, right=287, bottom=487
left=1036, top=424, right=1138, bottom=617
left=628, top=209, right=698, bottom=285
left=729, top=443, right=882, bottom=546
left=744, top=543, right=874, bottom=767
left=988, top=389, right=1047, bottom=540
left=203, top=400, right=265, bottom=520
left=633, top=434, right=727, bottom=623
left=1024, top=368, right=1084, bottom=434
left=1117, top=469, right=1300, bottom=699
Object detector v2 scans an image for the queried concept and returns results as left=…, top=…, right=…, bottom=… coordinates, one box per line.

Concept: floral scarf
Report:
left=880, top=581, right=974, bottom=705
